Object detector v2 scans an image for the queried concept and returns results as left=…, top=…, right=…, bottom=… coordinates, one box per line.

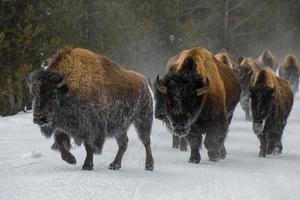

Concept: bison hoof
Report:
left=272, top=147, right=281, bottom=156
left=61, top=153, right=76, bottom=165
left=208, top=151, right=219, bottom=162
left=219, top=153, right=226, bottom=159
left=145, top=165, right=154, bottom=171
left=172, top=144, right=179, bottom=149
left=108, top=163, right=121, bottom=170
left=189, top=157, right=200, bottom=164
left=180, top=145, right=188, bottom=152
left=82, top=164, right=93, bottom=170
left=258, top=150, right=266, bottom=158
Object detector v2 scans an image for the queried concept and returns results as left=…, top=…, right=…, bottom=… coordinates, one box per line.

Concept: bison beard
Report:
left=250, top=68, right=294, bottom=157
left=155, top=47, right=240, bottom=163
left=27, top=48, right=154, bottom=171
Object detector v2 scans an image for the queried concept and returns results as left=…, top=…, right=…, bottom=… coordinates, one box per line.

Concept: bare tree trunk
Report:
left=6, top=72, right=16, bottom=115
left=221, top=0, right=231, bottom=50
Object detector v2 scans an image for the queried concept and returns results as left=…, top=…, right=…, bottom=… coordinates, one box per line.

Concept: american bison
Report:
left=155, top=47, right=240, bottom=163
left=279, top=54, right=300, bottom=93
left=233, top=57, right=260, bottom=121
left=27, top=48, right=154, bottom=171
left=257, top=50, right=278, bottom=72
left=214, top=48, right=236, bottom=68
left=250, top=67, right=293, bottom=157
left=152, top=52, right=187, bottom=151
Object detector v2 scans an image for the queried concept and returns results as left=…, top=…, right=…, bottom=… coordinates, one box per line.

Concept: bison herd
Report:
left=27, top=47, right=298, bottom=171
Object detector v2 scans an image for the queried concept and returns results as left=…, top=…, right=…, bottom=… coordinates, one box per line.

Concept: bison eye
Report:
left=31, top=94, right=35, bottom=99
left=48, top=93, right=56, bottom=99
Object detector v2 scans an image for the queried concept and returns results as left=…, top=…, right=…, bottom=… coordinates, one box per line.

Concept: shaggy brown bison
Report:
left=214, top=48, right=236, bottom=68
left=233, top=57, right=260, bottom=121
left=155, top=47, right=240, bottom=163
left=27, top=48, right=154, bottom=171
left=153, top=52, right=187, bottom=151
left=250, top=67, right=293, bottom=157
left=279, top=54, right=300, bottom=93
left=257, top=50, right=278, bottom=72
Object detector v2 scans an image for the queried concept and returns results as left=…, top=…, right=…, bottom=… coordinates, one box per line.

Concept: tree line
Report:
left=1, top=0, right=299, bottom=116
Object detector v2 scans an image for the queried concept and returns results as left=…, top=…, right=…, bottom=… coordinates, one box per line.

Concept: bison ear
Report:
left=46, top=71, right=69, bottom=96
left=196, top=78, right=209, bottom=96
left=182, top=56, right=196, bottom=71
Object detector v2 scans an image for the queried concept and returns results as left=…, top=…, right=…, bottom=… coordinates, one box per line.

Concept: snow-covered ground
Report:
left=0, top=95, right=300, bottom=200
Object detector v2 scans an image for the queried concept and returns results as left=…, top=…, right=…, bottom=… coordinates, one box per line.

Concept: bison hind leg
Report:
left=82, top=142, right=95, bottom=170
left=108, top=134, right=128, bottom=170
left=133, top=116, right=154, bottom=171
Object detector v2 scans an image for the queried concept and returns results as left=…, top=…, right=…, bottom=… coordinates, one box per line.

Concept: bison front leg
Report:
left=240, top=95, right=252, bottom=121
left=109, top=134, right=128, bottom=170
left=172, top=135, right=180, bottom=149
left=267, top=132, right=283, bottom=156
left=186, top=134, right=202, bottom=164
left=258, top=134, right=267, bottom=157
left=179, top=137, right=188, bottom=151
left=52, top=132, right=76, bottom=165
left=204, top=131, right=226, bottom=162
left=82, top=143, right=94, bottom=170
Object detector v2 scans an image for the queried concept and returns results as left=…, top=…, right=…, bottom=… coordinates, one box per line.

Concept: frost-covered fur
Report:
left=27, top=48, right=154, bottom=171
left=250, top=68, right=293, bottom=157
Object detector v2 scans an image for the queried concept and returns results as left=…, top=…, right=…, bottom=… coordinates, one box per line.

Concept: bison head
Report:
left=27, top=70, right=68, bottom=126
left=233, top=65, right=254, bottom=89
left=155, top=68, right=209, bottom=137
left=249, top=85, right=275, bottom=123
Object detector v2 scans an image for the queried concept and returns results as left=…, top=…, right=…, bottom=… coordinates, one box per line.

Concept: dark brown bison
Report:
left=256, top=50, right=278, bottom=72
left=152, top=52, right=187, bottom=151
left=155, top=47, right=240, bottom=163
left=233, top=57, right=260, bottom=121
left=214, top=48, right=236, bottom=68
left=279, top=53, right=300, bottom=93
left=27, top=48, right=154, bottom=171
left=250, top=67, right=293, bottom=157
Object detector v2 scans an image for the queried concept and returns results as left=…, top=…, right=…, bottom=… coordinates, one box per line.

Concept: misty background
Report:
left=1, top=0, right=300, bottom=116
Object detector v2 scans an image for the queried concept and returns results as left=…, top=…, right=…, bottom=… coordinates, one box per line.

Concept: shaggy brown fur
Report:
left=175, top=48, right=227, bottom=113
left=156, top=47, right=240, bottom=162
left=48, top=48, right=145, bottom=102
left=214, top=49, right=236, bottom=68
left=256, top=50, right=278, bottom=72
left=29, top=47, right=155, bottom=171
left=279, top=53, right=300, bottom=92
left=250, top=67, right=293, bottom=157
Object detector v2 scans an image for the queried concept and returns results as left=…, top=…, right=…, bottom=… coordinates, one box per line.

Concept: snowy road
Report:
left=0, top=95, right=300, bottom=200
